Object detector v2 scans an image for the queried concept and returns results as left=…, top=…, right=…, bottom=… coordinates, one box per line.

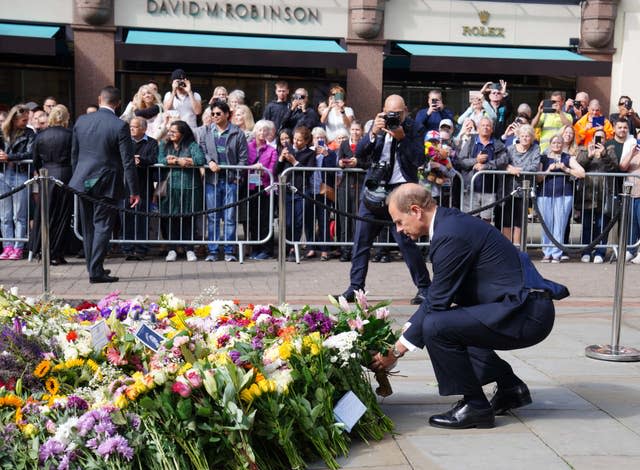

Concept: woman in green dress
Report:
left=158, top=120, right=205, bottom=261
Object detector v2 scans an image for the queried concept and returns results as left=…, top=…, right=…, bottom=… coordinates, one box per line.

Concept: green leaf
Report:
left=138, top=396, right=158, bottom=410
left=176, top=398, right=193, bottom=420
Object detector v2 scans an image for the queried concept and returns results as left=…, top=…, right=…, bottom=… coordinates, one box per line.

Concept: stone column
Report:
left=578, top=0, right=619, bottom=113
left=347, top=0, right=386, bottom=122
left=72, top=0, right=116, bottom=117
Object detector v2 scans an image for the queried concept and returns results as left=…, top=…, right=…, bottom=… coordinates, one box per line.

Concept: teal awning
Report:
left=0, top=22, right=60, bottom=38
left=396, top=42, right=611, bottom=77
left=118, top=29, right=356, bottom=69
left=126, top=30, right=348, bottom=54
left=0, top=22, right=62, bottom=56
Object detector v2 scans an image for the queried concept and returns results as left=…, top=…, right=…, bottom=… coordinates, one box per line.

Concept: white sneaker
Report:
left=631, top=253, right=640, bottom=265
left=581, top=254, right=591, bottom=263
left=593, top=255, right=604, bottom=264
left=560, top=255, right=570, bottom=261
left=626, top=251, right=634, bottom=262
left=186, top=250, right=197, bottom=262
left=165, top=250, right=177, bottom=262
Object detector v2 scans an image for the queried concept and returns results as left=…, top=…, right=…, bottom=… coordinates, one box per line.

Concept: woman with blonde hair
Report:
left=28, top=105, right=73, bottom=264
left=120, top=84, right=164, bottom=139
left=232, top=104, right=255, bottom=141
left=560, top=124, right=578, bottom=156
left=0, top=104, right=35, bottom=260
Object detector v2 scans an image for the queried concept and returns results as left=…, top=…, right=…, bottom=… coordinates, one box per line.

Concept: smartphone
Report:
left=592, top=116, right=605, bottom=127
left=594, top=135, right=602, bottom=146
left=636, top=138, right=640, bottom=150
left=469, top=91, right=482, bottom=102
left=317, top=138, right=325, bottom=147
left=542, top=99, right=554, bottom=114
left=431, top=98, right=438, bottom=106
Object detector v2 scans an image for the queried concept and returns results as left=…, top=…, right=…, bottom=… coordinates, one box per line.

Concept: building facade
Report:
left=0, top=0, right=623, bottom=123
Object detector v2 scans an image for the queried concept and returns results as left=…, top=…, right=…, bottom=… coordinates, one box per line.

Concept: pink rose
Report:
left=185, top=369, right=202, bottom=389
left=171, top=378, right=192, bottom=398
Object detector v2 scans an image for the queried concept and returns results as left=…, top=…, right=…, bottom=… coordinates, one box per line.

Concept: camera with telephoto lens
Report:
left=384, top=111, right=401, bottom=130
left=177, top=80, right=186, bottom=88
left=366, top=161, right=391, bottom=189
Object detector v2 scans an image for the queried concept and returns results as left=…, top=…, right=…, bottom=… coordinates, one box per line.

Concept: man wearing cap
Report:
left=415, top=90, right=455, bottom=133
left=163, top=68, right=202, bottom=129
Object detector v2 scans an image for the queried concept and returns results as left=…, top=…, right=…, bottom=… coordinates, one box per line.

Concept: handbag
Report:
left=319, top=182, right=335, bottom=202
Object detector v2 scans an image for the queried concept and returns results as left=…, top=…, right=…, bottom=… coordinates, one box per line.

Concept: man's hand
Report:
left=208, top=161, right=220, bottom=172
left=476, top=152, right=488, bottom=164
left=371, top=112, right=387, bottom=135
left=183, top=79, right=192, bottom=94
left=129, top=195, right=141, bottom=208
left=370, top=350, right=398, bottom=372
left=0, top=150, right=8, bottom=162
left=385, top=125, right=406, bottom=141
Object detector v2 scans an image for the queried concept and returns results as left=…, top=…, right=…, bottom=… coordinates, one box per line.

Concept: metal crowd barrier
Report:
left=277, top=166, right=464, bottom=263
left=71, top=164, right=275, bottom=264
left=0, top=160, right=35, bottom=250
left=469, top=170, right=640, bottom=255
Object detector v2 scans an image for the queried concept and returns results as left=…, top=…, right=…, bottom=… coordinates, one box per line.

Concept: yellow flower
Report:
left=243, top=308, right=253, bottom=319
left=124, top=386, right=139, bottom=401
left=14, top=406, right=23, bottom=424
left=0, top=394, right=24, bottom=408
left=177, top=362, right=193, bottom=376
left=45, top=377, right=60, bottom=395
left=249, top=383, right=262, bottom=398
left=309, top=344, right=320, bottom=356
left=156, top=307, right=168, bottom=320
left=195, top=305, right=211, bottom=318
left=34, top=359, right=52, bottom=378
left=240, top=389, right=253, bottom=403
left=21, top=423, right=37, bottom=437
left=114, top=394, right=128, bottom=409
left=86, top=359, right=99, bottom=373
left=278, top=342, right=293, bottom=360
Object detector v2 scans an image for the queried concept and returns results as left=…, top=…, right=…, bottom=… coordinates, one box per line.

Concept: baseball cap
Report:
left=439, top=119, right=454, bottom=130
left=171, top=68, right=187, bottom=81
left=425, top=130, right=441, bottom=141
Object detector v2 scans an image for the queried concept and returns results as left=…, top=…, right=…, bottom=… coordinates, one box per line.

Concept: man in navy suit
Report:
left=338, top=94, right=431, bottom=304
left=70, top=86, right=140, bottom=283
left=372, top=183, right=568, bottom=429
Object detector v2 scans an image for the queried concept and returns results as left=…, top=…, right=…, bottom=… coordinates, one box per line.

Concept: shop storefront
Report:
left=0, top=0, right=621, bottom=122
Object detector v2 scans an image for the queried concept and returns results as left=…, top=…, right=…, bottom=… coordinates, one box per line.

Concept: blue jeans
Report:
left=206, top=181, right=237, bottom=255
left=538, top=195, right=572, bottom=260
left=581, top=207, right=610, bottom=259
left=0, top=168, right=28, bottom=249
left=628, top=198, right=640, bottom=255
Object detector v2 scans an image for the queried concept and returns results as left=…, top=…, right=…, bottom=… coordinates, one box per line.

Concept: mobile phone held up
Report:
left=594, top=135, right=602, bottom=146
left=636, top=138, right=640, bottom=150
left=592, top=116, right=605, bottom=128
left=542, top=99, right=554, bottom=114
left=317, top=138, right=325, bottom=148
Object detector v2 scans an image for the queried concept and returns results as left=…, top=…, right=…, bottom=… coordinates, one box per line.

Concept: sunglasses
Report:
left=212, top=111, right=224, bottom=116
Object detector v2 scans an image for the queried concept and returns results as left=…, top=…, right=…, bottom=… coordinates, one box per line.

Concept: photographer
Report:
left=564, top=91, right=589, bottom=124
left=280, top=87, right=320, bottom=134
left=162, top=68, right=202, bottom=130
left=532, top=91, right=573, bottom=152
left=336, top=94, right=431, bottom=305
left=415, top=90, right=455, bottom=133
left=610, top=95, right=640, bottom=137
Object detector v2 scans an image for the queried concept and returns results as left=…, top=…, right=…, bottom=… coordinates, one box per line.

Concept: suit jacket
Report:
left=356, top=116, right=425, bottom=184
left=70, top=108, right=139, bottom=200
left=404, top=207, right=568, bottom=348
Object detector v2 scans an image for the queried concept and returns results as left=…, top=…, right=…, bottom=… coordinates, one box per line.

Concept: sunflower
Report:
left=45, top=377, right=60, bottom=395
left=34, top=359, right=52, bottom=378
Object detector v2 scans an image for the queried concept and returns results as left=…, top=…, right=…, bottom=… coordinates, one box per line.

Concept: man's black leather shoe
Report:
left=90, top=275, right=119, bottom=284
left=336, top=290, right=356, bottom=302
left=410, top=291, right=427, bottom=305
left=429, top=400, right=495, bottom=429
left=490, top=383, right=532, bottom=415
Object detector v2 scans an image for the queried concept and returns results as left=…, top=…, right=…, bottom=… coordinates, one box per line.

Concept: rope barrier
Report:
left=0, top=177, right=38, bottom=200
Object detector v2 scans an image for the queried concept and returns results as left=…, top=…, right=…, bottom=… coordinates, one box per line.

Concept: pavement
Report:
left=3, top=250, right=640, bottom=469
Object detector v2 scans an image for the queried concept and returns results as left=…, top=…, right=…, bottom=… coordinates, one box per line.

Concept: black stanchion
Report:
left=39, top=170, right=51, bottom=299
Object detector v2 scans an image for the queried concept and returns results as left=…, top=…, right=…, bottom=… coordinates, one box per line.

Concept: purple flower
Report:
left=94, top=419, right=117, bottom=436
left=251, top=335, right=264, bottom=350
left=96, top=435, right=134, bottom=461
left=302, top=310, right=334, bottom=335
left=126, top=413, right=141, bottom=430
left=229, top=350, right=243, bottom=365
left=86, top=437, right=98, bottom=449
left=116, top=304, right=130, bottom=321
left=67, top=395, right=89, bottom=411
left=100, top=307, right=112, bottom=319
left=39, top=438, right=65, bottom=462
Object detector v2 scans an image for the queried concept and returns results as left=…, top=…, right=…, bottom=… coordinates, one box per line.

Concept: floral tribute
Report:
left=0, top=285, right=397, bottom=469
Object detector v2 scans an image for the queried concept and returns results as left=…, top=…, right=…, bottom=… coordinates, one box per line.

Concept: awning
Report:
left=117, top=30, right=357, bottom=69
left=0, top=22, right=62, bottom=56
left=396, top=43, right=611, bottom=77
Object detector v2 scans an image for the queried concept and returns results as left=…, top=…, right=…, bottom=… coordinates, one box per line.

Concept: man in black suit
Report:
left=372, top=183, right=568, bottom=429
left=70, top=86, right=140, bottom=283
left=338, top=94, right=431, bottom=305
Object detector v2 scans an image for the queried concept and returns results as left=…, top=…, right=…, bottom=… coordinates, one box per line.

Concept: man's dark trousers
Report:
left=348, top=198, right=431, bottom=292
left=421, top=292, right=555, bottom=396
left=79, top=196, right=117, bottom=279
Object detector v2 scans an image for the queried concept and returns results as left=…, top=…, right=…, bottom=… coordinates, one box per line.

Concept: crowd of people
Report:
left=2, top=70, right=640, bottom=274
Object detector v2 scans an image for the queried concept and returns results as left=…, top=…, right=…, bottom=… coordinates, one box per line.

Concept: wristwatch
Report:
left=391, top=345, right=404, bottom=359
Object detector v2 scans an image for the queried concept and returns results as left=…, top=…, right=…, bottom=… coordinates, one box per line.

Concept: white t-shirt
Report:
left=325, top=106, right=354, bottom=141
left=163, top=90, right=202, bottom=129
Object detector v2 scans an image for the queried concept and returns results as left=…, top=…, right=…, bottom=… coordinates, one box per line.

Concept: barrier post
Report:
left=519, top=180, right=530, bottom=252
left=585, top=183, right=640, bottom=361
left=39, top=169, right=51, bottom=300
left=277, top=176, right=287, bottom=304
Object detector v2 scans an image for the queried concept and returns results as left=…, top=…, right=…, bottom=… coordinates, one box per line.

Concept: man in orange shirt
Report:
left=574, top=99, right=614, bottom=146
